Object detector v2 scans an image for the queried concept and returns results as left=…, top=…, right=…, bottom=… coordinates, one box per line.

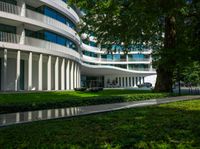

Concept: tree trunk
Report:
left=154, top=65, right=174, bottom=92
left=154, top=16, right=176, bottom=92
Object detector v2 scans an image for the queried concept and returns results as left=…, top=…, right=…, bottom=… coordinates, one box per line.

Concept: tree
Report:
left=69, top=0, right=198, bottom=92
left=181, top=62, right=200, bottom=86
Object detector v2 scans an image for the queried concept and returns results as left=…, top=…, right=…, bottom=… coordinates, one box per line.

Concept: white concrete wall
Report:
left=144, top=74, right=157, bottom=87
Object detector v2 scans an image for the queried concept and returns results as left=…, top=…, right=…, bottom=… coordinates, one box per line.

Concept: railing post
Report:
left=17, top=0, right=26, bottom=17
left=47, top=55, right=52, bottom=91
left=38, top=54, right=43, bottom=91
left=3, top=49, right=7, bottom=91
left=15, top=50, right=21, bottom=91
left=55, top=57, right=59, bottom=91
left=66, top=60, right=70, bottom=90
left=61, top=58, right=65, bottom=90
left=28, top=52, right=32, bottom=91
left=70, top=61, right=74, bottom=90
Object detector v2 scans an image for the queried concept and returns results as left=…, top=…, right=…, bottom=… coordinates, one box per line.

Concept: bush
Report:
left=74, top=87, right=87, bottom=91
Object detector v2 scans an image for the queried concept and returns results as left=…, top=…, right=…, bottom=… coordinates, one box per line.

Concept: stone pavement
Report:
left=0, top=95, right=200, bottom=127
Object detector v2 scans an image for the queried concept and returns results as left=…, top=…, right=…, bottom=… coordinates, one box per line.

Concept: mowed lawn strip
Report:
left=0, top=90, right=174, bottom=114
left=0, top=99, right=200, bottom=148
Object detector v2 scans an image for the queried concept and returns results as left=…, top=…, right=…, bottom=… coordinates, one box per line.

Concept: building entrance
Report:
left=81, top=76, right=104, bottom=88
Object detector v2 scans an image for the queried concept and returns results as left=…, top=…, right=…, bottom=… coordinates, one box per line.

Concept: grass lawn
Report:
left=0, top=90, right=173, bottom=114
left=0, top=99, right=200, bottom=149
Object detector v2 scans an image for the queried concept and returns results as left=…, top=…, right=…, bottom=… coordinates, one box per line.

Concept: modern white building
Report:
left=0, top=0, right=156, bottom=91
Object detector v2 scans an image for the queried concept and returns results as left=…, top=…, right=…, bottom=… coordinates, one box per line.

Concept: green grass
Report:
left=0, top=99, right=200, bottom=149
left=0, top=90, right=173, bottom=114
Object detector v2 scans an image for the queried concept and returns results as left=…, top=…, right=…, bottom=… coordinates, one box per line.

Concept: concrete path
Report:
left=0, top=95, right=200, bottom=127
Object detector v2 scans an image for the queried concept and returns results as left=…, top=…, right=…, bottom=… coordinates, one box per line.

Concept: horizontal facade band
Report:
left=0, top=32, right=81, bottom=63
left=0, top=2, right=80, bottom=45
left=40, top=0, right=80, bottom=24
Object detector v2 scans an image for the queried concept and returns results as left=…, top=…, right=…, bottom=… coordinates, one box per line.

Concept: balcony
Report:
left=128, top=58, right=150, bottom=62
left=46, top=0, right=80, bottom=23
left=0, top=31, right=80, bottom=60
left=0, top=1, right=80, bottom=44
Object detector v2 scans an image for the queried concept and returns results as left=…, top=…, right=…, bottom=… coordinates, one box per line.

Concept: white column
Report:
left=47, top=56, right=52, bottom=91
left=137, top=77, right=140, bottom=85
left=126, top=55, right=129, bottom=69
left=38, top=54, right=43, bottom=91
left=131, top=77, right=133, bottom=87
left=139, top=77, right=141, bottom=85
left=17, top=25, right=25, bottom=45
left=121, top=77, right=123, bottom=87
left=118, top=77, right=121, bottom=87
left=150, top=55, right=153, bottom=71
left=134, top=77, right=137, bottom=87
left=78, top=66, right=80, bottom=88
left=17, top=0, right=26, bottom=45
left=55, top=57, right=59, bottom=90
left=17, top=0, right=26, bottom=17
left=117, top=77, right=119, bottom=87
left=61, top=58, right=65, bottom=90
left=15, top=50, right=21, bottom=91
left=74, top=63, right=77, bottom=89
left=76, top=63, right=79, bottom=88
left=124, top=77, right=127, bottom=88
left=66, top=60, right=70, bottom=90
left=28, top=52, right=32, bottom=91
left=16, top=113, right=20, bottom=123
left=28, top=112, right=32, bottom=121
left=76, top=65, right=79, bottom=88
left=3, top=49, right=7, bottom=91
left=79, top=66, right=81, bottom=88
left=98, top=54, right=101, bottom=65
left=70, top=61, right=74, bottom=90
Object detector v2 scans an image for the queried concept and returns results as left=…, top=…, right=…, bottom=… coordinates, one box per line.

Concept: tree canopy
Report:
left=69, top=0, right=200, bottom=92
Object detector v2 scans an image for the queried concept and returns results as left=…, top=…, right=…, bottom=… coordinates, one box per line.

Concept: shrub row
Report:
left=0, top=93, right=173, bottom=114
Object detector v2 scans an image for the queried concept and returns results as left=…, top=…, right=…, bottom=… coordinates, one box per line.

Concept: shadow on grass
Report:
left=0, top=100, right=200, bottom=148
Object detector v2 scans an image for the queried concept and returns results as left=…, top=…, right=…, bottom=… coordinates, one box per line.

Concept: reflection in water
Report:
left=0, top=107, right=82, bottom=127
left=0, top=100, right=158, bottom=127
left=1, top=96, right=199, bottom=127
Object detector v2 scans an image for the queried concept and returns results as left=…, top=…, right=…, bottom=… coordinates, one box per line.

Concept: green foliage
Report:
left=0, top=90, right=172, bottom=114
left=70, top=0, right=165, bottom=50
left=69, top=0, right=200, bottom=92
left=181, top=62, right=200, bottom=85
left=1, top=99, right=200, bottom=148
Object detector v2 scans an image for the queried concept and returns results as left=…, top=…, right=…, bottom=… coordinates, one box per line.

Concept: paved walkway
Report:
left=0, top=95, right=200, bottom=127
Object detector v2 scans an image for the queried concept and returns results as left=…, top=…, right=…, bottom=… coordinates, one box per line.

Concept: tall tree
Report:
left=69, top=0, right=196, bottom=92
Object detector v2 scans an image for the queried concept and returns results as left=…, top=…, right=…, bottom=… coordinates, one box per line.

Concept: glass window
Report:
left=89, top=41, right=97, bottom=47
left=0, top=24, right=16, bottom=33
left=44, top=7, right=57, bottom=20
left=66, top=18, right=76, bottom=29
left=45, top=32, right=57, bottom=42
left=113, top=54, right=120, bottom=60
left=0, top=0, right=16, bottom=5
left=26, top=29, right=77, bottom=52
left=133, top=54, right=145, bottom=59
left=57, top=36, right=66, bottom=46
left=56, top=14, right=66, bottom=24
left=107, top=54, right=113, bottom=60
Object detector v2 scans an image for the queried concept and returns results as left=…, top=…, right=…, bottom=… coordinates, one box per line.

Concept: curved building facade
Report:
left=0, top=0, right=156, bottom=91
